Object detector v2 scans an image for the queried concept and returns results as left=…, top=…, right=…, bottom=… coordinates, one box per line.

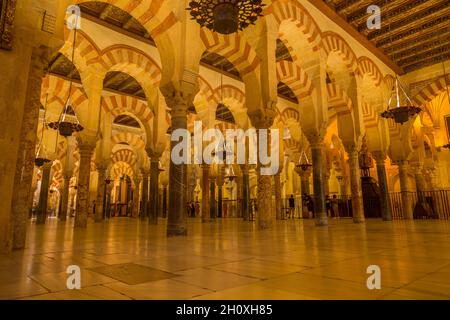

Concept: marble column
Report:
left=373, top=153, right=392, bottom=221
left=255, top=127, right=274, bottom=230
left=149, top=158, right=160, bottom=225
left=347, top=148, right=365, bottom=224
left=36, top=161, right=52, bottom=224
left=310, top=141, right=328, bottom=226
left=274, top=172, right=282, bottom=220
left=167, top=102, right=188, bottom=236
left=59, top=172, right=72, bottom=221
left=95, top=164, right=107, bottom=223
left=201, top=164, right=210, bottom=223
left=296, top=168, right=311, bottom=196
left=75, top=136, right=96, bottom=228
left=162, top=185, right=168, bottom=218
left=140, top=170, right=149, bottom=220
left=217, top=174, right=224, bottom=218
left=10, top=46, right=51, bottom=249
left=210, top=178, right=216, bottom=220
left=132, top=177, right=141, bottom=218
left=398, top=160, right=414, bottom=220
left=241, top=165, right=250, bottom=221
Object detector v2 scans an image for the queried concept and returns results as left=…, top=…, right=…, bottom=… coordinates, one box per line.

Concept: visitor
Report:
left=331, top=195, right=339, bottom=218
left=325, top=195, right=331, bottom=217
left=288, top=195, right=295, bottom=219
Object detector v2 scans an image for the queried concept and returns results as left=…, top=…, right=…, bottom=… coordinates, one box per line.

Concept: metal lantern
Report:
left=187, top=0, right=265, bottom=35
left=381, top=76, right=421, bottom=125
left=296, top=151, right=312, bottom=172
left=35, top=96, right=51, bottom=167
left=35, top=144, right=51, bottom=167
left=225, top=165, right=237, bottom=182
left=48, top=13, right=84, bottom=137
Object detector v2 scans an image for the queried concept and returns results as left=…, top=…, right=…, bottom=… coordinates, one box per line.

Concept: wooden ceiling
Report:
left=113, top=115, right=141, bottom=128
left=322, top=0, right=450, bottom=73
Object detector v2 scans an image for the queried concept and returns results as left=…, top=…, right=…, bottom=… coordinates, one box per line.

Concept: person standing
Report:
left=288, top=195, right=295, bottom=219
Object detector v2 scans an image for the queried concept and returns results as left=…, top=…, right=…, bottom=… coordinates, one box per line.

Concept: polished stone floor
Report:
left=1, top=217, right=450, bottom=300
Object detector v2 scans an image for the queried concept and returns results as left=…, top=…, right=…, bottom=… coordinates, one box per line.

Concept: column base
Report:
left=353, top=217, right=365, bottom=224
left=258, top=220, right=273, bottom=230
left=167, top=227, right=187, bottom=237
left=315, top=216, right=328, bottom=226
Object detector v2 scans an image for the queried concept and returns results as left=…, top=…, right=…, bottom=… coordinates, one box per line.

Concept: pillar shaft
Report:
left=149, top=159, right=160, bottom=225
left=36, top=162, right=52, bottom=224
left=398, top=161, right=414, bottom=220
left=374, top=155, right=392, bottom=221
left=132, top=179, right=141, bottom=218
left=217, top=185, right=223, bottom=218
left=167, top=106, right=188, bottom=236
left=141, top=171, right=149, bottom=220
left=95, top=167, right=106, bottom=223
left=75, top=139, right=96, bottom=228
left=11, top=47, right=50, bottom=248
left=210, top=178, right=216, bottom=220
left=59, top=173, right=71, bottom=221
left=348, top=150, right=365, bottom=224
left=242, top=169, right=250, bottom=221
left=162, top=186, right=168, bottom=218
left=201, top=165, right=210, bottom=223
left=311, top=143, right=328, bottom=226
left=274, top=173, right=282, bottom=220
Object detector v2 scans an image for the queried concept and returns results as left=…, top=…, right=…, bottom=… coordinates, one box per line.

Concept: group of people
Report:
left=286, top=194, right=341, bottom=219
left=187, top=201, right=200, bottom=218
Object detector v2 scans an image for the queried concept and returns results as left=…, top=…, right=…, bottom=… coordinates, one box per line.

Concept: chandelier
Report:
left=225, top=164, right=237, bottom=182
left=48, top=14, right=84, bottom=137
left=296, top=134, right=312, bottom=172
left=35, top=94, right=51, bottom=167
left=381, top=76, right=421, bottom=125
left=187, top=0, right=265, bottom=35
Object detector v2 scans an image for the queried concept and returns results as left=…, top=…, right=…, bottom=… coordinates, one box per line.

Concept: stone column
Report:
left=59, top=172, right=72, bottom=221
left=95, top=164, right=107, bottom=223
left=201, top=164, right=210, bottom=223
left=10, top=46, right=51, bottom=249
left=347, top=147, right=365, bottom=224
left=140, top=170, right=149, bottom=220
left=296, top=167, right=311, bottom=196
left=75, top=136, right=96, bottom=228
left=398, top=160, right=414, bottom=220
left=166, top=97, right=188, bottom=236
left=149, top=157, right=161, bottom=225
left=210, top=178, right=216, bottom=220
left=105, top=180, right=112, bottom=219
left=132, top=177, right=141, bottom=218
left=254, top=125, right=275, bottom=230
left=274, top=171, right=282, bottom=220
left=241, top=165, right=250, bottom=221
left=217, top=174, right=224, bottom=218
left=373, top=152, right=392, bottom=221
left=36, top=161, right=52, bottom=224
left=310, top=141, right=328, bottom=226
left=162, top=185, right=168, bottom=218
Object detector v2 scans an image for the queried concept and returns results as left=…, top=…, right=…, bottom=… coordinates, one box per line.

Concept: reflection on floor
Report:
left=1, top=218, right=450, bottom=300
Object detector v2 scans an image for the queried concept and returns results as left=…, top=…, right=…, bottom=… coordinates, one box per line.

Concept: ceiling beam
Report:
left=307, top=0, right=405, bottom=75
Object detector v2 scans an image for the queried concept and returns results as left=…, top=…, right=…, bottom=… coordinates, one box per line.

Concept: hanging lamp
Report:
left=296, top=134, right=312, bottom=171
left=225, top=164, right=237, bottom=182
left=35, top=94, right=51, bottom=167
left=381, top=76, right=421, bottom=125
left=48, top=14, right=84, bottom=137
left=187, top=0, right=265, bottom=35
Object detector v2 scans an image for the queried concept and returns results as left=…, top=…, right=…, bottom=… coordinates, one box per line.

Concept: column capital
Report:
left=248, top=108, right=276, bottom=129
left=372, top=151, right=387, bottom=163
left=146, top=148, right=163, bottom=162
left=76, top=134, right=97, bottom=152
